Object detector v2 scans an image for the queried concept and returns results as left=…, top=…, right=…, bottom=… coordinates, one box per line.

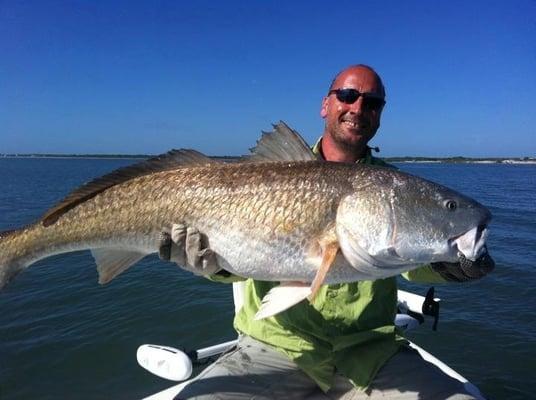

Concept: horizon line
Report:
left=1, top=153, right=535, bottom=162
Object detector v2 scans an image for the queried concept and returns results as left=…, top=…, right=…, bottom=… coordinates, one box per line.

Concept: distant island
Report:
left=383, top=156, right=536, bottom=164
left=1, top=153, right=535, bottom=164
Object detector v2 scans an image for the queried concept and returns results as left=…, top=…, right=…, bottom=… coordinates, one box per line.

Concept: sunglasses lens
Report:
left=363, top=97, right=385, bottom=111
left=331, top=89, right=385, bottom=110
left=336, top=89, right=359, bottom=104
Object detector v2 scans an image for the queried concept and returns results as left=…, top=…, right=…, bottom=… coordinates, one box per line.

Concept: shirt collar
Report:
left=312, top=137, right=374, bottom=164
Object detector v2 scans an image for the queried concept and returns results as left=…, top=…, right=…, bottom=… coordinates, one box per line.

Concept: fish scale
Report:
left=0, top=161, right=353, bottom=284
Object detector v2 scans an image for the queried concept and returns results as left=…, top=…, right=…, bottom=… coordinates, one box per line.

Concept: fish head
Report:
left=336, top=167, right=491, bottom=272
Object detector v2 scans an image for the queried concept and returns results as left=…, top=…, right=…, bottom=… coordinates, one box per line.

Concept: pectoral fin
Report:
left=254, top=241, right=340, bottom=320
left=254, top=282, right=311, bottom=320
left=308, top=241, right=339, bottom=300
left=92, top=249, right=147, bottom=284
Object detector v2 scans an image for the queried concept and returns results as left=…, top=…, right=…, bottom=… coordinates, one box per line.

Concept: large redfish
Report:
left=0, top=122, right=491, bottom=318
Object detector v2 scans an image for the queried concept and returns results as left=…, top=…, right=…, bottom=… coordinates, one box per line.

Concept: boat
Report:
left=137, top=283, right=486, bottom=399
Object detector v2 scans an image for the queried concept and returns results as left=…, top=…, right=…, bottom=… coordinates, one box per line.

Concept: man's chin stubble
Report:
left=333, top=131, right=369, bottom=152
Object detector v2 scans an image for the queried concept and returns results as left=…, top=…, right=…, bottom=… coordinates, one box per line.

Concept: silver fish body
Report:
left=0, top=159, right=490, bottom=289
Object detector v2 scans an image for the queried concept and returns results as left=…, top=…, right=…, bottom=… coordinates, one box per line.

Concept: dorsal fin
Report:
left=247, top=121, right=316, bottom=162
left=42, top=149, right=218, bottom=227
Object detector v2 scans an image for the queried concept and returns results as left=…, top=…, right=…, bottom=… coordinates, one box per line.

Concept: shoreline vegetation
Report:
left=1, top=154, right=535, bottom=164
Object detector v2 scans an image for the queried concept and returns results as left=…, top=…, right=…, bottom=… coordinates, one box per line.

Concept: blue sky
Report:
left=1, top=1, right=535, bottom=157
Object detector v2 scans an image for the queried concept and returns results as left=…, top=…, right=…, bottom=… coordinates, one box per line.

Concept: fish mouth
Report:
left=450, top=224, right=489, bottom=261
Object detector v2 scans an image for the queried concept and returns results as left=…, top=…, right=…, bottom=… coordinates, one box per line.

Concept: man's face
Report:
left=320, top=67, right=385, bottom=152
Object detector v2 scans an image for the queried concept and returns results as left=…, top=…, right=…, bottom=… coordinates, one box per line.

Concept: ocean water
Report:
left=0, top=158, right=534, bottom=399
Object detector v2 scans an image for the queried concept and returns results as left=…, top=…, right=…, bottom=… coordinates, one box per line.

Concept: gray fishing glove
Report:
left=158, top=224, right=221, bottom=276
left=431, top=247, right=495, bottom=282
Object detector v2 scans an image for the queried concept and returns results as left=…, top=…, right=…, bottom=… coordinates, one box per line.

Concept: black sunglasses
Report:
left=328, top=88, right=385, bottom=111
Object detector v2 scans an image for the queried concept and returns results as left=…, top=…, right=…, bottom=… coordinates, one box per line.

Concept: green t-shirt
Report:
left=212, top=140, right=447, bottom=392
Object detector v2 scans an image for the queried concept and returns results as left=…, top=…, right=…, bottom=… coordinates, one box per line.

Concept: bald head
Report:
left=329, top=64, right=385, bottom=97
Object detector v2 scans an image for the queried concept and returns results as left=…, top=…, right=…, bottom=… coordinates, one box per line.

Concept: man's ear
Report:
left=320, top=97, right=329, bottom=118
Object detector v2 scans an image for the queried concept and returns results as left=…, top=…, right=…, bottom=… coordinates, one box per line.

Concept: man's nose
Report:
left=348, top=96, right=364, bottom=114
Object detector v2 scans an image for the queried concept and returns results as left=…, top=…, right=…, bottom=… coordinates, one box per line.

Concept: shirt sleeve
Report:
left=400, top=264, right=449, bottom=283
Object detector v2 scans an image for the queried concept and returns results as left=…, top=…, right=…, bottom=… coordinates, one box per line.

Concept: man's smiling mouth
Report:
left=341, top=118, right=366, bottom=130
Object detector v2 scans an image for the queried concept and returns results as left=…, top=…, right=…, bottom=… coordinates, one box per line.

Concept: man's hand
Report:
left=158, top=224, right=221, bottom=276
left=431, top=248, right=495, bottom=282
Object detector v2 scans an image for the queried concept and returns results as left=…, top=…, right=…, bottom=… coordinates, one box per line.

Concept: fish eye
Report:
left=444, top=200, right=457, bottom=211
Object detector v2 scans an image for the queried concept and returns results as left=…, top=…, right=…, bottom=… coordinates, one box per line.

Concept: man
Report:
left=159, top=65, right=493, bottom=399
